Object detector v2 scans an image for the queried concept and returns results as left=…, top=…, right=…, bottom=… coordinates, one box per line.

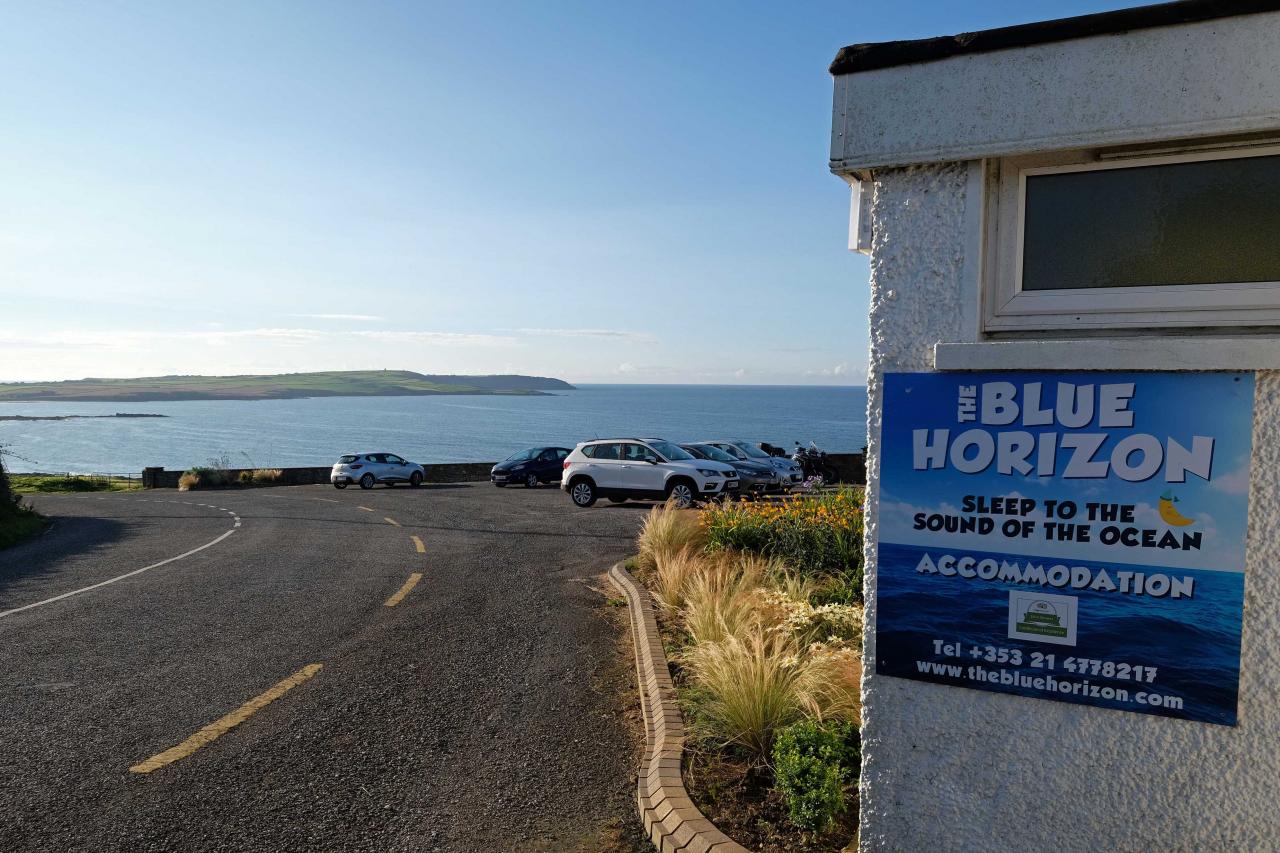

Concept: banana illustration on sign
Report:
left=1158, top=491, right=1195, bottom=527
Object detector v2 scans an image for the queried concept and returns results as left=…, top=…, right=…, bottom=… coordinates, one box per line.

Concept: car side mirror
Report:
left=646, top=457, right=658, bottom=464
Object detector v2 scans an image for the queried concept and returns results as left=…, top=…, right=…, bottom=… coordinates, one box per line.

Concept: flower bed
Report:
left=631, top=490, right=865, bottom=852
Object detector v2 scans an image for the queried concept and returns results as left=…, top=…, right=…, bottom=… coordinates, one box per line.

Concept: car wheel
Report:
left=666, top=480, right=696, bottom=509
left=359, top=473, right=376, bottom=490
left=570, top=479, right=596, bottom=507
left=525, top=472, right=539, bottom=489
left=334, top=482, right=348, bottom=490
left=608, top=496, right=627, bottom=504
left=409, top=471, right=423, bottom=487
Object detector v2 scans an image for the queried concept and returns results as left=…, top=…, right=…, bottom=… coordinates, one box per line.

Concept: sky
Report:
left=0, top=0, right=1132, bottom=386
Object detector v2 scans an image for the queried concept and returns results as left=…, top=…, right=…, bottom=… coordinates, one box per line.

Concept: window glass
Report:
left=621, top=443, right=656, bottom=462
left=587, top=443, right=621, bottom=461
left=339, top=455, right=359, bottom=463
left=367, top=454, right=385, bottom=463
left=692, top=443, right=737, bottom=463
left=730, top=441, right=771, bottom=460
left=1023, top=154, right=1280, bottom=291
left=506, top=448, right=538, bottom=461
left=386, top=455, right=404, bottom=464
left=647, top=440, right=693, bottom=461
left=713, top=443, right=747, bottom=460
left=555, top=449, right=569, bottom=460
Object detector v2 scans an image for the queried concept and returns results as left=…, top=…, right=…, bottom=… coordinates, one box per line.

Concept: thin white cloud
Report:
left=351, top=330, right=517, bottom=347
left=512, top=327, right=656, bottom=343
left=805, top=361, right=852, bottom=378
left=291, top=313, right=386, bottom=322
left=614, top=362, right=681, bottom=376
left=1210, top=463, right=1250, bottom=496
left=0, top=327, right=515, bottom=350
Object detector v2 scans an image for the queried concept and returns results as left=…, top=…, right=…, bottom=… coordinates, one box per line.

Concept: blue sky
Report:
left=1, top=0, right=1130, bottom=385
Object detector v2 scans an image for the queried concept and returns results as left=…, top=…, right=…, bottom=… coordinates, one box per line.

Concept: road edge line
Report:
left=129, top=663, right=323, bottom=774
left=607, top=562, right=749, bottom=853
left=0, top=528, right=238, bottom=620
left=384, top=572, right=423, bottom=607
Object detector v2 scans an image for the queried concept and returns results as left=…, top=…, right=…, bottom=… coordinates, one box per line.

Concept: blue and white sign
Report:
left=877, top=372, right=1253, bottom=725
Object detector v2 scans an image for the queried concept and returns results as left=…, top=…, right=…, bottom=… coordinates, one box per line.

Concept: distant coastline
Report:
left=0, top=413, right=167, bottom=422
left=0, top=370, right=576, bottom=403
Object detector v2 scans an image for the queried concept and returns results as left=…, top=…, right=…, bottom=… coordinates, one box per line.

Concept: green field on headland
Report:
left=0, top=370, right=575, bottom=403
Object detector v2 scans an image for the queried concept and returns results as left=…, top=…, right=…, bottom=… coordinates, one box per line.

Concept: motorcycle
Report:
left=792, top=441, right=837, bottom=483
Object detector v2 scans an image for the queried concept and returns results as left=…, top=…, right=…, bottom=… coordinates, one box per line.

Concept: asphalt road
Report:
left=0, top=482, right=651, bottom=852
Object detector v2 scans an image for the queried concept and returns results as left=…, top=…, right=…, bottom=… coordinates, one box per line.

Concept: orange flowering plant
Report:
left=701, top=488, right=865, bottom=603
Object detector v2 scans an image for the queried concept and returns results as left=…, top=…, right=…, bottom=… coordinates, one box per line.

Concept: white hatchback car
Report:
left=331, top=453, right=426, bottom=489
left=561, top=438, right=737, bottom=508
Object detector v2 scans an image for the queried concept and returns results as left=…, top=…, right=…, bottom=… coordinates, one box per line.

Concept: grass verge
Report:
left=1, top=457, right=49, bottom=548
left=9, top=474, right=142, bottom=493
left=0, top=506, right=47, bottom=549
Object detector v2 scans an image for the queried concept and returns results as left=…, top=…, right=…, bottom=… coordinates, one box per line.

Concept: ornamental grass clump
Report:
left=651, top=546, right=705, bottom=614
left=797, top=644, right=862, bottom=724
left=637, top=500, right=705, bottom=576
left=682, top=554, right=766, bottom=645
left=684, top=622, right=809, bottom=759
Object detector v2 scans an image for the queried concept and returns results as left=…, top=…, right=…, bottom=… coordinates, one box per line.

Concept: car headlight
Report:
left=696, top=468, right=721, bottom=478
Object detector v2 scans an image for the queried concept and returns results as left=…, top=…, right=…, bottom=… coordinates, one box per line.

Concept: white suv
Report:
left=561, top=438, right=738, bottom=508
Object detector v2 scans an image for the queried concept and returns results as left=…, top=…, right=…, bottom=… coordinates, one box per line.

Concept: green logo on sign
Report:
left=1016, top=600, right=1068, bottom=638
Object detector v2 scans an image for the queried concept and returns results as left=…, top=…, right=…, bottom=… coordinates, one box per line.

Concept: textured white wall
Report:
left=831, top=11, right=1280, bottom=171
left=859, top=163, right=1280, bottom=852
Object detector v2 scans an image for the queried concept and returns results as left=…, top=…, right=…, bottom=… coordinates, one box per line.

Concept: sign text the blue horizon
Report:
left=912, top=380, right=1214, bottom=483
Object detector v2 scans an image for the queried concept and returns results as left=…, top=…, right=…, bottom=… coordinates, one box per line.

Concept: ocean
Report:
left=0, top=384, right=866, bottom=474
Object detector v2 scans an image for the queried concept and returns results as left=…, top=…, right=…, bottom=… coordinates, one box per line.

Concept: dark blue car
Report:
left=491, top=446, right=572, bottom=488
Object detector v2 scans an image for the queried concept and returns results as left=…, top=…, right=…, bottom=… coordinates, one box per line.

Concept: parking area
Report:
left=0, top=483, right=651, bottom=852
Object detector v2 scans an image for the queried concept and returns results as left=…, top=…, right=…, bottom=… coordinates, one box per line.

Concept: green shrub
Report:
left=0, top=455, right=14, bottom=509
left=0, top=454, right=46, bottom=549
left=180, top=465, right=232, bottom=490
left=772, top=719, right=860, bottom=832
left=702, top=489, right=864, bottom=599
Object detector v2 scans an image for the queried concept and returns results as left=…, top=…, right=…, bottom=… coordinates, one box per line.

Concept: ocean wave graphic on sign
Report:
left=1017, top=600, right=1067, bottom=638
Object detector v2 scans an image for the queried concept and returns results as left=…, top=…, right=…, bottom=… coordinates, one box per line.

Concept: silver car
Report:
left=700, top=440, right=804, bottom=489
left=331, top=453, right=426, bottom=489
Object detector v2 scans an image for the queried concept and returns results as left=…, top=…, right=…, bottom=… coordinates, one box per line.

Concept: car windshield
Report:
left=692, top=444, right=736, bottom=463
left=505, top=448, right=539, bottom=461
left=338, top=455, right=359, bottom=463
left=647, top=440, right=693, bottom=461
left=731, top=441, right=771, bottom=459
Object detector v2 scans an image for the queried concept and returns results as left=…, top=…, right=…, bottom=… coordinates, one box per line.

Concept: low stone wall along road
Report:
left=0, top=483, right=652, bottom=852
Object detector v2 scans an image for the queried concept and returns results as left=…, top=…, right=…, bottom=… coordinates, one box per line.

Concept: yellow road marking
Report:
left=357, top=506, right=375, bottom=512
left=411, top=535, right=425, bottom=553
left=384, top=517, right=400, bottom=527
left=129, top=664, right=323, bottom=774
left=384, top=573, right=423, bottom=607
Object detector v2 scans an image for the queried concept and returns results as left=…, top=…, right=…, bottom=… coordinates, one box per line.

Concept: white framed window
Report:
left=983, top=143, right=1280, bottom=333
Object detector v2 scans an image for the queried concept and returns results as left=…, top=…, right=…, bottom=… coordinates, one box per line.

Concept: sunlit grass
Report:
left=637, top=500, right=705, bottom=575
left=9, top=474, right=141, bottom=493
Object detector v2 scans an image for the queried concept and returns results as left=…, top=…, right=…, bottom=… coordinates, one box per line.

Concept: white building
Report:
left=829, top=2, right=1280, bottom=849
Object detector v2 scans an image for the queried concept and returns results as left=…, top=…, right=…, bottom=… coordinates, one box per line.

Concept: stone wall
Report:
left=142, top=463, right=496, bottom=490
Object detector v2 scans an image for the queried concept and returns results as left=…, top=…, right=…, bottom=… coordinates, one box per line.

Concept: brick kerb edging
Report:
left=608, top=563, right=751, bottom=853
